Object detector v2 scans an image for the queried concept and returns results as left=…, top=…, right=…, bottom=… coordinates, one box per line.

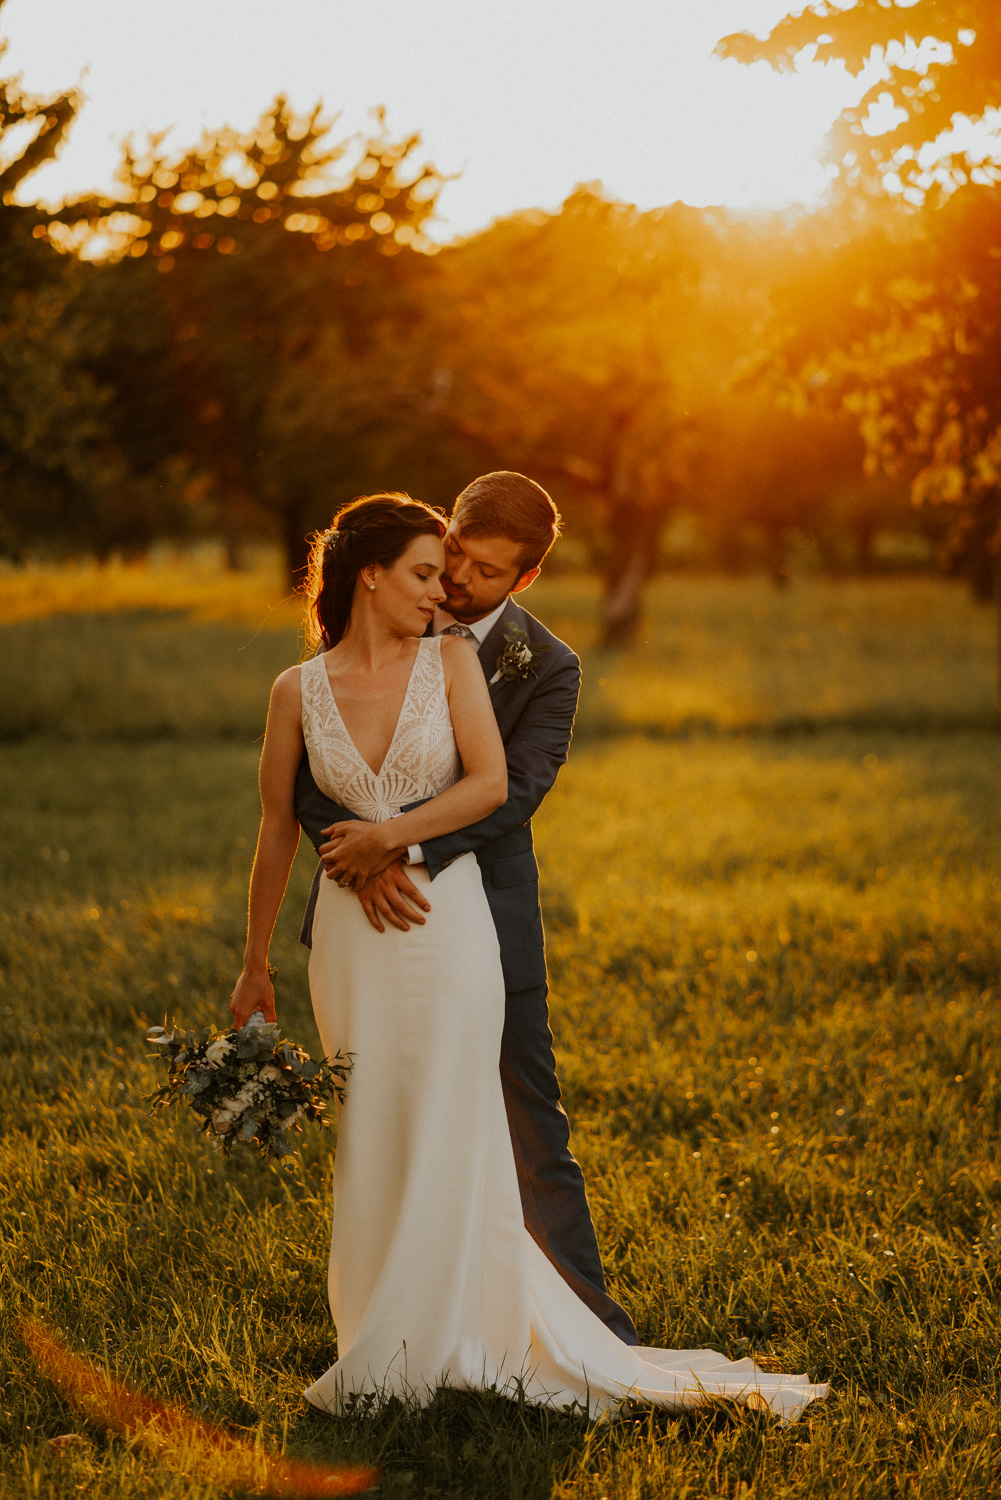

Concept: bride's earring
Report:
left=367, top=582, right=375, bottom=591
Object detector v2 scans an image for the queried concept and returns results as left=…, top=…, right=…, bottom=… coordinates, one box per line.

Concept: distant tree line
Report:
left=2, top=0, right=999, bottom=659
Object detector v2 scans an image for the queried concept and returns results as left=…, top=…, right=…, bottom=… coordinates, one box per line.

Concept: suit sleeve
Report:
left=294, top=751, right=360, bottom=854
left=420, top=650, right=581, bottom=880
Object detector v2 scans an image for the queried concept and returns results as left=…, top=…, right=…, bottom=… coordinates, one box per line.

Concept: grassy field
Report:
left=1, top=567, right=1000, bottom=1498
left=2, top=557, right=997, bottom=741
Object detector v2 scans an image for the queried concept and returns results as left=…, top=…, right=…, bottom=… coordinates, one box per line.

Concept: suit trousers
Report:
left=500, top=982, right=638, bottom=1346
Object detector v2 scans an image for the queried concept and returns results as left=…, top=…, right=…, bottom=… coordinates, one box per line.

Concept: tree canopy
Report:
left=0, top=0, right=121, bottom=560
left=1, top=0, right=969, bottom=651
left=432, top=191, right=752, bottom=641
left=718, top=1, right=1001, bottom=199
left=44, top=97, right=446, bottom=578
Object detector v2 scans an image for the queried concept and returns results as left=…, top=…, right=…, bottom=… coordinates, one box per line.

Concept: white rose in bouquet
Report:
left=205, top=1036, right=235, bottom=1068
left=211, top=1103, right=239, bottom=1133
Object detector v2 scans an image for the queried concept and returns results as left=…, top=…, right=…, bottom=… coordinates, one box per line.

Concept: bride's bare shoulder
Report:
left=438, top=633, right=482, bottom=697
left=438, top=633, right=477, bottom=669
left=270, top=663, right=304, bottom=711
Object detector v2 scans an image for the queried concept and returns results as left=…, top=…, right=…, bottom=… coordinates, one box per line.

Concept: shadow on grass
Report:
left=285, top=1387, right=595, bottom=1500
left=283, top=1387, right=834, bottom=1500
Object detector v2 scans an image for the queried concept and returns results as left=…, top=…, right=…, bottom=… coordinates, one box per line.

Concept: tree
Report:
left=718, top=1, right=1001, bottom=199
left=430, top=189, right=736, bottom=644
left=720, top=1, right=1001, bottom=696
left=47, top=97, right=445, bottom=580
left=0, top=0, right=131, bottom=560
left=700, top=389, right=914, bottom=583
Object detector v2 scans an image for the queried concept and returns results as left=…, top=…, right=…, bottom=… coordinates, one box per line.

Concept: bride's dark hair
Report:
left=304, top=492, right=447, bottom=651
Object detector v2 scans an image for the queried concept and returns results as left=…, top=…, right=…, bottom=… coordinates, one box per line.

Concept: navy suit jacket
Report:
left=294, top=597, right=581, bottom=992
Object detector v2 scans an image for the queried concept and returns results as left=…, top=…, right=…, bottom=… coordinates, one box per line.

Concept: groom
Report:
left=295, top=470, right=638, bottom=1345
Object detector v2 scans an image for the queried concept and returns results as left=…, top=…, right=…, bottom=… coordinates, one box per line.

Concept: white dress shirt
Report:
left=404, top=597, right=509, bottom=865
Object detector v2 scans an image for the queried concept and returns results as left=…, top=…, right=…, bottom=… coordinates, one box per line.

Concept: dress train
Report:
left=299, top=638, right=828, bottom=1424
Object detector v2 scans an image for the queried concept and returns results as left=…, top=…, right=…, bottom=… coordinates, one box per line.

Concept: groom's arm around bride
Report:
left=295, top=471, right=638, bottom=1345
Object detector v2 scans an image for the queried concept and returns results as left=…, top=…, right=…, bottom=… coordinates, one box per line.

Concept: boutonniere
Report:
left=489, top=624, right=550, bottom=685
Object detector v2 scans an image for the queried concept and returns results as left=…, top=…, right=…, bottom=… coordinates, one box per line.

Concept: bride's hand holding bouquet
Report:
left=230, top=959, right=278, bottom=1029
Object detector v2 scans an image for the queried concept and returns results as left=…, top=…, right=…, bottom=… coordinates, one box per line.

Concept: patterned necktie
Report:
left=441, top=623, right=476, bottom=641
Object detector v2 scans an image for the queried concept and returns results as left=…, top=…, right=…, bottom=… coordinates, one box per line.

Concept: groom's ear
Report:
left=511, top=565, right=541, bottom=596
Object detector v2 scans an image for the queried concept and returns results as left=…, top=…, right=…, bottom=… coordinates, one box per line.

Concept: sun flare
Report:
left=2, top=0, right=868, bottom=234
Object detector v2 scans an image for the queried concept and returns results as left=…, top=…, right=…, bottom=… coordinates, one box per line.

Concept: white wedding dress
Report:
left=300, top=636, right=827, bottom=1422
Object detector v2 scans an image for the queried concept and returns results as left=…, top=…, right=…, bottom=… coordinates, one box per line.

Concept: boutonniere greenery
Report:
left=489, top=624, right=550, bottom=685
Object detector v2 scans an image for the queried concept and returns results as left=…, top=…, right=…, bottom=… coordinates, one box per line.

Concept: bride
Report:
left=229, top=492, right=828, bottom=1423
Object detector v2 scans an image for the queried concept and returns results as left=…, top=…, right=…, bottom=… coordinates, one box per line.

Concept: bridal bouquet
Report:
left=145, top=1012, right=350, bottom=1162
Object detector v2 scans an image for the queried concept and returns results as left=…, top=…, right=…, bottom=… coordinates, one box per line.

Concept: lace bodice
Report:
left=300, top=635, right=462, bottom=823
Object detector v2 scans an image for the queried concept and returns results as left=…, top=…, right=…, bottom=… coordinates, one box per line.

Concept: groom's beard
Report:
left=440, top=576, right=510, bottom=624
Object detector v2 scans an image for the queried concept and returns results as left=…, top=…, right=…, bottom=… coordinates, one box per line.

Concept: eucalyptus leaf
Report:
left=181, top=1071, right=213, bottom=1095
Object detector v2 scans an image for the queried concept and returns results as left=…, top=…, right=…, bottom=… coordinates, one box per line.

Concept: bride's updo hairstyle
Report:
left=305, top=492, right=446, bottom=650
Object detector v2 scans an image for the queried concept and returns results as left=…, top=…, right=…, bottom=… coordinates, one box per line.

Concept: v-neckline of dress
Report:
left=320, top=637, right=428, bottom=779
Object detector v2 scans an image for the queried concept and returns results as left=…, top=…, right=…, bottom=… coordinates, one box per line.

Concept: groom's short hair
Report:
left=453, top=471, right=561, bottom=574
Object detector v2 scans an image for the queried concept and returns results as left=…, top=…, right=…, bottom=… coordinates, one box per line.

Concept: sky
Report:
left=1, top=0, right=874, bottom=240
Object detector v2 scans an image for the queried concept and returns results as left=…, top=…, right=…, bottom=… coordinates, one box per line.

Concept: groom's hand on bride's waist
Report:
left=354, top=859, right=431, bottom=934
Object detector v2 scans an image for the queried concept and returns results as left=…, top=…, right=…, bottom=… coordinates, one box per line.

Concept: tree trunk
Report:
left=961, top=492, right=1001, bottom=705
left=219, top=486, right=245, bottom=572
left=961, top=492, right=1001, bottom=603
left=966, top=541, right=995, bottom=602
left=854, top=522, right=877, bottom=575
left=599, top=502, right=663, bottom=648
left=765, top=522, right=790, bottom=589
left=994, top=541, right=1001, bottom=710
left=282, top=499, right=313, bottom=590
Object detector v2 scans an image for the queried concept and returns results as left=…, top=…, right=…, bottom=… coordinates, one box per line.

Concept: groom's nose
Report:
left=446, top=554, right=472, bottom=588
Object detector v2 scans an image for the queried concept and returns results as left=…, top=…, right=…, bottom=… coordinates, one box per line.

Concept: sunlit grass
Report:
left=1, top=567, right=996, bottom=740
left=2, top=565, right=998, bottom=1494
left=561, top=574, right=999, bottom=732
left=0, top=545, right=300, bottom=628
left=2, top=725, right=999, bottom=1497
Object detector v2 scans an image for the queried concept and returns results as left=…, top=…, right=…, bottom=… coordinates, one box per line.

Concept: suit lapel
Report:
left=477, top=597, right=524, bottom=688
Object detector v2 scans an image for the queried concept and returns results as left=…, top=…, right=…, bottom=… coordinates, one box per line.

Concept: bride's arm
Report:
left=322, top=639, right=507, bottom=889
left=229, top=667, right=303, bottom=1025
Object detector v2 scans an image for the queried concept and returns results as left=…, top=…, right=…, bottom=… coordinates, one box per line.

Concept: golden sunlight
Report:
left=3, top=0, right=870, bottom=234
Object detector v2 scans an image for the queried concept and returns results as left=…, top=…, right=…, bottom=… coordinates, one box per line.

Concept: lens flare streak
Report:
left=20, top=1318, right=378, bottom=1498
